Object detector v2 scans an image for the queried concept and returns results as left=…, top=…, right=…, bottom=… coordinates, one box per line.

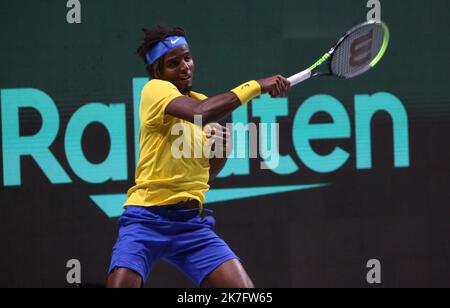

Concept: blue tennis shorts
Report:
left=108, top=205, right=239, bottom=286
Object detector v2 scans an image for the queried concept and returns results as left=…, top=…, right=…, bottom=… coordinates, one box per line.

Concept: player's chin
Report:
left=179, top=85, right=192, bottom=94
left=178, top=79, right=193, bottom=94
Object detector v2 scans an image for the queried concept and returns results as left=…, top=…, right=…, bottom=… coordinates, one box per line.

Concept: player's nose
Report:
left=179, top=60, right=190, bottom=73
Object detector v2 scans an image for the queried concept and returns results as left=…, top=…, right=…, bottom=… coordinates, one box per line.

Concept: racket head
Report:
left=330, top=20, right=390, bottom=79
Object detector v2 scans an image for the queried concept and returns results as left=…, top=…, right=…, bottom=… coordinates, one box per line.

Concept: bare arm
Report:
left=166, top=92, right=241, bottom=125
left=165, top=75, right=291, bottom=126
left=209, top=155, right=228, bottom=183
left=206, top=124, right=232, bottom=183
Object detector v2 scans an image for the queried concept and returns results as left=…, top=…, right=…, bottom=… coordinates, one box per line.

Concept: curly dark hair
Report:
left=137, top=24, right=187, bottom=78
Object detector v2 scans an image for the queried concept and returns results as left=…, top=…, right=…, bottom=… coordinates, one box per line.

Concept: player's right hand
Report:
left=256, top=75, right=291, bottom=98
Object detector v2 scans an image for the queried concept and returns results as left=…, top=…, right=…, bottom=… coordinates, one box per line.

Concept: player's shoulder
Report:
left=143, top=79, right=180, bottom=94
left=189, top=91, right=208, bottom=100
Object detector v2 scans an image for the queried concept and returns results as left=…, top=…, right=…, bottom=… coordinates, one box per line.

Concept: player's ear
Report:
left=151, top=64, right=160, bottom=79
left=153, top=61, right=163, bottom=79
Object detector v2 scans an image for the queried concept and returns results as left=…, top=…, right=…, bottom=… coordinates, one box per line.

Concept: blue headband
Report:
left=146, top=36, right=189, bottom=65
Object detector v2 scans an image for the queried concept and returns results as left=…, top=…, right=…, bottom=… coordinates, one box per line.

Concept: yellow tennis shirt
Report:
left=124, top=79, right=210, bottom=208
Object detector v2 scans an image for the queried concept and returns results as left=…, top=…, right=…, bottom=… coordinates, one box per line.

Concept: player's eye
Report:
left=169, top=60, right=179, bottom=67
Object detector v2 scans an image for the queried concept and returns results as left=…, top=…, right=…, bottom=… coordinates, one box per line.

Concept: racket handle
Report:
left=288, top=69, right=312, bottom=87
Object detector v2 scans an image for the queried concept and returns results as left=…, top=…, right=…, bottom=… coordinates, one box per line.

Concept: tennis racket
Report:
left=288, top=20, right=390, bottom=86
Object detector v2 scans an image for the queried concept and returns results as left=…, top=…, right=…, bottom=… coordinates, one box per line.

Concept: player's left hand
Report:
left=204, top=123, right=233, bottom=158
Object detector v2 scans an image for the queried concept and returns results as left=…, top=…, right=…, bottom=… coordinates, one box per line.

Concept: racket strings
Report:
left=331, top=24, right=385, bottom=79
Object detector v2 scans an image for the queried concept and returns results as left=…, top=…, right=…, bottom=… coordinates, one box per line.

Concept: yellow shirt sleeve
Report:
left=140, top=79, right=184, bottom=128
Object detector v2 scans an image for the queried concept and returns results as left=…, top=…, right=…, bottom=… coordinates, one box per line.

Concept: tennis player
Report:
left=107, top=24, right=291, bottom=288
